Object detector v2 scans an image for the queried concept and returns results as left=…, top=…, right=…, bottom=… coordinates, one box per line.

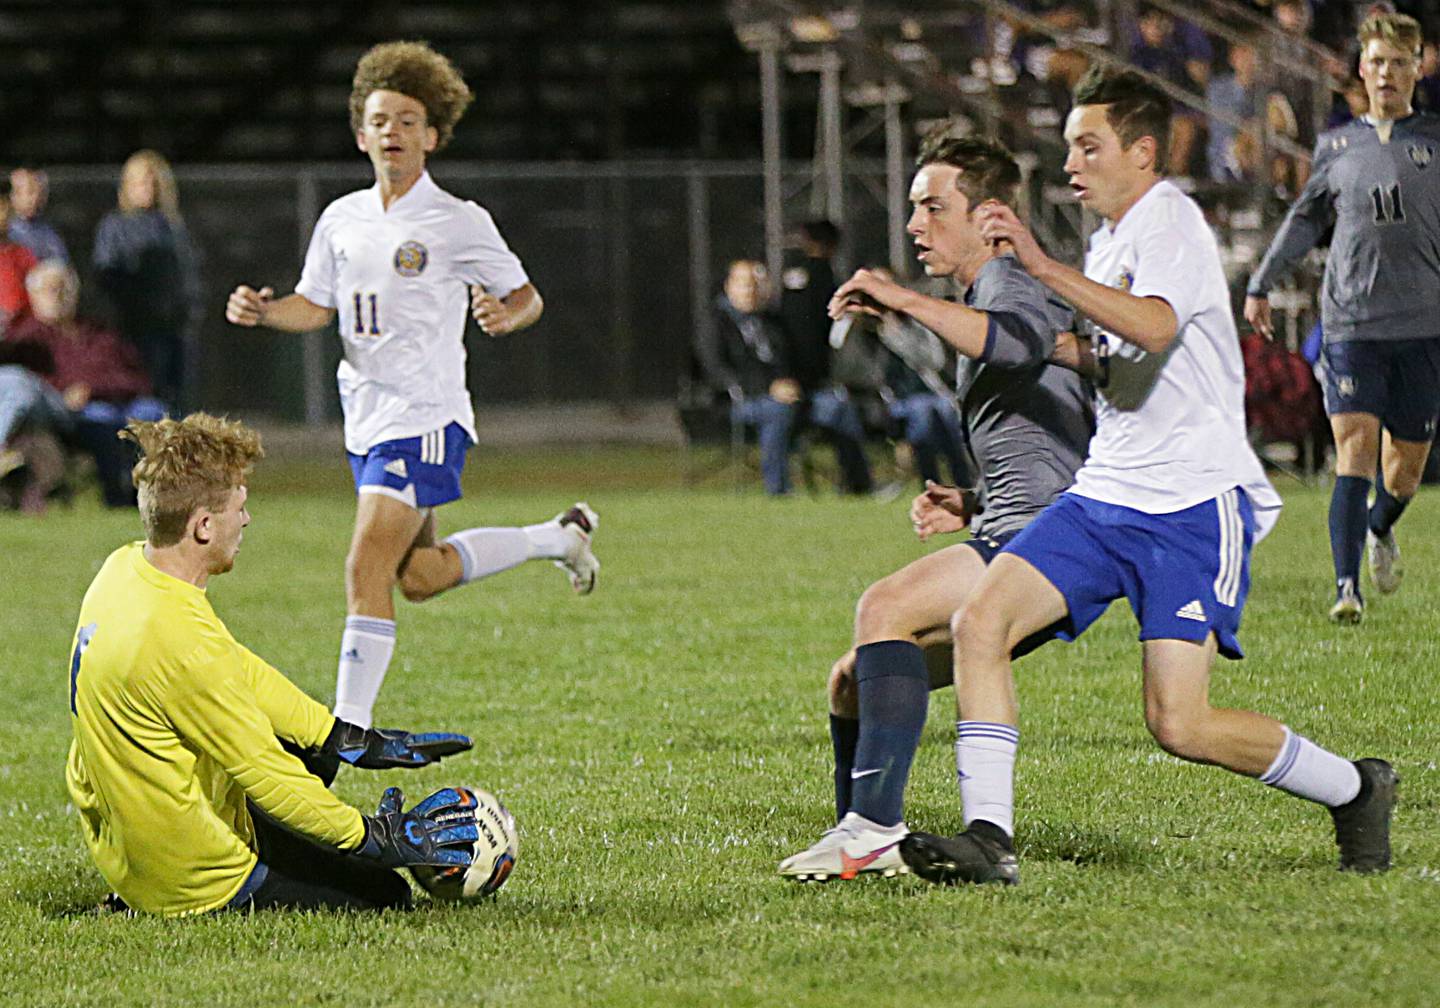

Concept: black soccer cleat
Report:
left=900, top=820, right=1019, bottom=886
left=1330, top=758, right=1398, bottom=874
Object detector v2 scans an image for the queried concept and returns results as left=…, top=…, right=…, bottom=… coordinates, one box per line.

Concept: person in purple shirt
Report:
left=6, top=169, right=68, bottom=265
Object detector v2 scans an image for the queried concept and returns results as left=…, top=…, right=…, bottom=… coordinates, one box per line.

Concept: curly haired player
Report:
left=226, top=42, right=599, bottom=732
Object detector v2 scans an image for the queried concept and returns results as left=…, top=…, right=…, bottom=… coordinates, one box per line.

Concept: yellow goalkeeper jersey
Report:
left=65, top=543, right=366, bottom=916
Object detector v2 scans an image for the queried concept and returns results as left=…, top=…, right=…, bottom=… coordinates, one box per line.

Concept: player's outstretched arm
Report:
left=472, top=282, right=543, bottom=336
left=356, top=787, right=479, bottom=868
left=226, top=286, right=335, bottom=332
left=976, top=203, right=1179, bottom=354
left=322, top=718, right=473, bottom=770
left=829, top=269, right=991, bottom=359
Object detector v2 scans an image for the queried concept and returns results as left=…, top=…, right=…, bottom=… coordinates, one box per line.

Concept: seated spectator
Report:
left=1416, top=40, right=1440, bottom=113
left=0, top=186, right=39, bottom=329
left=5, top=260, right=166, bottom=506
left=7, top=168, right=69, bottom=265
left=830, top=284, right=969, bottom=488
left=1207, top=42, right=1263, bottom=183
left=1130, top=6, right=1212, bottom=175
left=0, top=361, right=69, bottom=514
left=696, top=259, right=871, bottom=496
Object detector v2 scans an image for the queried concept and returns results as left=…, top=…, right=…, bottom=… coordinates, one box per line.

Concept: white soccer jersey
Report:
left=295, top=172, right=530, bottom=455
left=1072, top=180, right=1282, bottom=537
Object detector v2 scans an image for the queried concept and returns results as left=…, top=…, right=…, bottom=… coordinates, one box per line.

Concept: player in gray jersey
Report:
left=778, top=135, right=1093, bottom=881
left=1246, top=12, right=1440, bottom=623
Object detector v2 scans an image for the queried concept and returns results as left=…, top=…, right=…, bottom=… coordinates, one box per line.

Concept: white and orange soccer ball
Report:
left=410, top=786, right=518, bottom=900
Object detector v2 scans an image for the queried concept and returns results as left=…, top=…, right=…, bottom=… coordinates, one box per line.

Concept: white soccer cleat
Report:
left=778, top=812, right=909, bottom=882
left=554, top=502, right=599, bottom=595
left=1329, top=579, right=1364, bottom=625
left=1366, top=529, right=1403, bottom=595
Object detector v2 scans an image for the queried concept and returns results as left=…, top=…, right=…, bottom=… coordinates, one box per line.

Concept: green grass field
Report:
left=1, top=445, right=1436, bottom=1007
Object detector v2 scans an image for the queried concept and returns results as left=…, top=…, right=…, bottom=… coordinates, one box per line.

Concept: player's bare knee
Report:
left=854, top=578, right=904, bottom=640
left=951, top=603, right=1004, bottom=656
left=1145, top=710, right=1206, bottom=762
left=397, top=567, right=439, bottom=603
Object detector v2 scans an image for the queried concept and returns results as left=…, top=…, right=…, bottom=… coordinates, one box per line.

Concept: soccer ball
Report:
left=410, top=786, right=518, bottom=900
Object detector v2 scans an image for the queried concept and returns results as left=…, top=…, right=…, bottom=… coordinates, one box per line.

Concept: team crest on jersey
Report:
left=1112, top=269, right=1134, bottom=292
left=1408, top=143, right=1433, bottom=170
left=393, top=241, right=429, bottom=277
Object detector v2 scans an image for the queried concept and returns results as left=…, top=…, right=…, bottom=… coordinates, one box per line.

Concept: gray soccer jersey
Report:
left=957, top=255, right=1094, bottom=538
left=1249, top=112, right=1440, bottom=343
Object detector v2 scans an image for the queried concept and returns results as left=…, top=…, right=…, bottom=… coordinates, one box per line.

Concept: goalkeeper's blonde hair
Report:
left=121, top=413, right=264, bottom=547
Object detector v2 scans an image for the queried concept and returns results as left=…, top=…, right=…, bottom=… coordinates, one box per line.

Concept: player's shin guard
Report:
left=1368, top=484, right=1410, bottom=538
left=1328, top=475, right=1371, bottom=590
left=830, top=714, right=859, bottom=822
left=333, top=616, right=396, bottom=730
left=1259, top=726, right=1362, bottom=807
left=848, top=641, right=929, bottom=828
left=956, top=721, right=1018, bottom=837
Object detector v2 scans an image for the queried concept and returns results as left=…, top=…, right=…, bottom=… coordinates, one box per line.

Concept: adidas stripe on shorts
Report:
left=1000, top=487, right=1254, bottom=659
left=347, top=421, right=472, bottom=509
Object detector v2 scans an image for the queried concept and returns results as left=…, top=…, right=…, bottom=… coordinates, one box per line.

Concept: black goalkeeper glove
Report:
left=322, top=718, right=473, bottom=770
left=357, top=787, right=479, bottom=868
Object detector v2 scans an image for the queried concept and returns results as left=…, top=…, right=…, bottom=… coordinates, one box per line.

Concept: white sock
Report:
left=521, top=519, right=570, bottom=559
left=332, top=616, right=396, bottom=729
left=444, top=521, right=569, bottom=585
left=1259, top=726, right=1362, bottom=807
left=444, top=528, right=531, bottom=583
left=956, top=721, right=1018, bottom=837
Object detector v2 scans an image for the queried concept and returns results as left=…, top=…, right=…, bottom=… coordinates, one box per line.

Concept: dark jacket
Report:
left=697, top=295, right=792, bottom=399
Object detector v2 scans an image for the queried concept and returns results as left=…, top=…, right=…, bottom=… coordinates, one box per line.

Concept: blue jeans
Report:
left=71, top=396, right=169, bottom=506
left=808, top=388, right=873, bottom=494
left=734, top=395, right=799, bottom=494
left=734, top=389, right=874, bottom=495
left=0, top=365, right=69, bottom=444
left=888, top=393, right=966, bottom=485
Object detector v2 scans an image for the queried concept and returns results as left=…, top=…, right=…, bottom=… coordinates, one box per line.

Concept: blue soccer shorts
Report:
left=347, top=422, right=471, bottom=509
left=1320, top=337, right=1440, bottom=442
left=1000, top=488, right=1255, bottom=659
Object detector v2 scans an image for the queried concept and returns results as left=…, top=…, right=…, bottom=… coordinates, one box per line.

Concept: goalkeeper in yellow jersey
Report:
left=65, top=413, right=481, bottom=915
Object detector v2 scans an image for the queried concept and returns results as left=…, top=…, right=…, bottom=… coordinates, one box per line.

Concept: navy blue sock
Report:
left=1368, top=483, right=1410, bottom=537
left=829, top=714, right=859, bottom=822
left=849, top=640, right=929, bottom=828
left=1329, top=475, right=1371, bottom=589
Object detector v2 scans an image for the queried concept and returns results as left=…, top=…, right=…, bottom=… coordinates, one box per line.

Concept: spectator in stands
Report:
left=1416, top=39, right=1440, bottom=112
left=1130, top=6, right=1212, bottom=175
left=6, top=261, right=165, bottom=506
left=830, top=293, right=969, bottom=488
left=1207, top=42, right=1263, bottom=183
left=697, top=259, right=872, bottom=496
left=1271, top=0, right=1325, bottom=145
left=0, top=187, right=39, bottom=330
left=7, top=168, right=68, bottom=264
left=780, top=220, right=875, bottom=496
left=1329, top=72, right=1373, bottom=125
left=93, top=150, right=200, bottom=409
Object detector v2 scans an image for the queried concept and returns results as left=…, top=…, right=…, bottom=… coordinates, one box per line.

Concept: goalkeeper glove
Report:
left=323, top=718, right=472, bottom=770
left=357, top=787, right=478, bottom=868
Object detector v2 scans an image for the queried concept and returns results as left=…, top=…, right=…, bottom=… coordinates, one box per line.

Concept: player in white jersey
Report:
left=898, top=69, right=1396, bottom=886
left=226, top=42, right=599, bottom=732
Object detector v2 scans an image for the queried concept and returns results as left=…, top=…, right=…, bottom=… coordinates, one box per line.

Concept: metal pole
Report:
left=687, top=167, right=714, bottom=367
left=760, top=32, right=785, bottom=286
left=819, top=47, right=845, bottom=258
left=884, top=82, right=907, bottom=277
left=296, top=170, right=327, bottom=426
